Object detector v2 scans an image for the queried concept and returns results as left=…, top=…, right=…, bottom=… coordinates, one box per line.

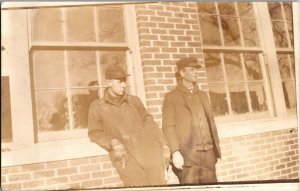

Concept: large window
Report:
left=30, top=5, right=134, bottom=141
left=197, top=2, right=269, bottom=119
left=268, top=2, right=296, bottom=115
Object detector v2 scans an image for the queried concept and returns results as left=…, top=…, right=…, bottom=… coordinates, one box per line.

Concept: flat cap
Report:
left=176, top=56, right=201, bottom=71
left=105, top=65, right=129, bottom=80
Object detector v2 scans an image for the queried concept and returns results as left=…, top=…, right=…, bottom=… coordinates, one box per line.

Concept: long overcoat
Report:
left=162, top=83, right=221, bottom=166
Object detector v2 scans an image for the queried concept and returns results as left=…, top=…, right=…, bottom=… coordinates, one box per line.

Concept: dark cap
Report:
left=105, top=65, right=129, bottom=80
left=176, top=56, right=201, bottom=71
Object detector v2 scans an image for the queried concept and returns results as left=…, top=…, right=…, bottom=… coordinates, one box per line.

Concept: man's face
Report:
left=180, top=66, right=198, bottom=83
left=107, top=78, right=126, bottom=96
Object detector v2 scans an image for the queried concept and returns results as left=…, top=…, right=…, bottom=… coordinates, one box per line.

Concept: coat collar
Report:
left=176, top=82, right=200, bottom=95
left=104, top=88, right=128, bottom=106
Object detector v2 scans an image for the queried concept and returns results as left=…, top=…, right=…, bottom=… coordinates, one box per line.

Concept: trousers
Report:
left=172, top=149, right=217, bottom=184
left=112, top=152, right=166, bottom=187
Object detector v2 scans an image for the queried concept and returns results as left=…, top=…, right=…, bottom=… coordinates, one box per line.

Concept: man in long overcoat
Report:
left=162, top=56, right=221, bottom=184
left=88, top=65, right=170, bottom=187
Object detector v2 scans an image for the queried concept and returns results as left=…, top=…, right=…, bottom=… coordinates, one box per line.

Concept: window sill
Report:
left=2, top=116, right=298, bottom=167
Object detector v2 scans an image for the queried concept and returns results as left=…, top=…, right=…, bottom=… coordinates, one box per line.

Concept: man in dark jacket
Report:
left=162, top=56, right=221, bottom=184
left=88, top=65, right=170, bottom=187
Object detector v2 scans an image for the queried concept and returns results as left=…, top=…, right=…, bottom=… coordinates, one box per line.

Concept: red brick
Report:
left=33, top=170, right=55, bottom=178
left=140, top=41, right=151, bottom=46
left=164, top=72, right=176, bottom=78
left=145, top=86, right=165, bottom=92
left=269, top=171, right=280, bottom=177
left=275, top=164, right=286, bottom=170
left=156, top=66, right=172, bottom=72
left=178, top=36, right=192, bottom=41
left=273, top=152, right=285, bottom=159
left=148, top=4, right=164, bottom=10
left=278, top=175, right=288, bottom=179
left=176, top=24, right=190, bottom=30
left=81, top=179, right=103, bottom=189
left=179, top=48, right=194, bottom=53
left=281, top=168, right=292, bottom=175
left=143, top=67, right=155, bottom=73
left=150, top=16, right=166, bottom=22
left=9, top=173, right=31, bottom=182
left=172, top=2, right=187, bottom=7
left=80, top=164, right=101, bottom=172
left=142, top=60, right=161, bottom=66
left=187, top=42, right=202, bottom=47
left=287, top=161, right=297, bottom=168
left=2, top=176, right=6, bottom=183
left=144, top=73, right=163, bottom=79
left=2, top=183, right=22, bottom=190
left=154, top=54, right=171, bottom=59
left=1, top=167, right=21, bottom=174
left=46, top=161, right=68, bottom=169
left=285, top=150, right=295, bottom=157
left=141, top=54, right=152, bottom=59
left=92, top=170, right=113, bottom=178
left=162, top=47, right=177, bottom=53
left=69, top=158, right=90, bottom=166
left=174, top=12, right=189, bottom=19
left=153, top=41, right=169, bottom=47
left=184, top=18, right=198, bottom=24
left=236, top=173, right=250, bottom=179
left=171, top=42, right=185, bottom=47
left=21, top=163, right=45, bottom=172
left=158, top=79, right=174, bottom=84
left=135, top=4, right=147, bottom=9
left=147, top=107, right=160, bottom=113
left=158, top=23, right=174, bottom=29
left=138, top=28, right=150, bottom=34
left=147, top=99, right=163, bottom=106
left=145, top=92, right=158, bottom=99
left=104, top=176, right=122, bottom=184
left=57, top=183, right=81, bottom=190
left=138, top=22, right=157, bottom=28
left=278, top=145, right=289, bottom=152
left=256, top=162, right=268, bottom=169
left=151, top=29, right=167, bottom=35
left=190, top=14, right=199, bottom=19
left=284, top=140, right=294, bottom=145
left=166, top=6, right=181, bottom=12
left=137, top=15, right=149, bottom=22
left=157, top=11, right=173, bottom=17
left=22, top=180, right=45, bottom=189
left=253, top=139, right=265, bottom=144
left=46, top=177, right=68, bottom=185
left=70, top=173, right=91, bottom=181
left=260, top=143, right=272, bottom=150
left=168, top=17, right=183, bottom=23
left=136, top=9, right=155, bottom=16
left=288, top=172, right=298, bottom=179
left=161, top=35, right=175, bottom=41
left=277, top=135, right=288, bottom=141
left=57, top=167, right=77, bottom=176
left=141, top=47, right=160, bottom=53
left=290, top=144, right=298, bottom=150
left=90, top=156, right=109, bottom=163
left=144, top=79, right=156, bottom=85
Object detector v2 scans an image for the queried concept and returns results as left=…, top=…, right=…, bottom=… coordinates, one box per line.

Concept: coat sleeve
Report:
left=132, top=96, right=167, bottom=147
left=88, top=101, right=114, bottom=151
left=162, top=93, right=180, bottom=154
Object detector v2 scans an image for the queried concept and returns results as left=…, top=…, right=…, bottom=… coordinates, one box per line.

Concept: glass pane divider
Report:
left=203, top=46, right=262, bottom=53
left=215, top=2, right=225, bottom=47
left=281, top=3, right=292, bottom=49
left=240, top=53, right=253, bottom=113
left=220, top=52, right=233, bottom=115
left=235, top=3, right=245, bottom=47
left=64, top=50, right=74, bottom=130
left=30, top=42, right=129, bottom=49
left=287, top=54, right=295, bottom=80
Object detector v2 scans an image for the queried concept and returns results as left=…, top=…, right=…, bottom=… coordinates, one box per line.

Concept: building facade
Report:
left=1, top=2, right=299, bottom=190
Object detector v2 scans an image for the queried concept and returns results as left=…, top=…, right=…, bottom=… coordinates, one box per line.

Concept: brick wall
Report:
left=2, top=128, right=298, bottom=190
left=135, top=2, right=207, bottom=125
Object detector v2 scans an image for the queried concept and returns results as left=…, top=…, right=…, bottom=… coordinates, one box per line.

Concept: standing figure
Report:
left=162, top=56, right=221, bottom=184
left=88, top=65, right=170, bottom=187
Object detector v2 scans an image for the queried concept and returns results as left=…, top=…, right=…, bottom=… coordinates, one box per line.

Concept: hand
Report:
left=110, top=139, right=127, bottom=161
left=162, top=145, right=171, bottom=168
left=172, top=151, right=184, bottom=170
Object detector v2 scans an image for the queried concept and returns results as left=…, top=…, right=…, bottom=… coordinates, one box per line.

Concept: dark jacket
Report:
left=162, top=83, right=221, bottom=166
left=88, top=91, right=166, bottom=168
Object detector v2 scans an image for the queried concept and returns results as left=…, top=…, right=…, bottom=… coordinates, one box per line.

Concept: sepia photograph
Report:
left=1, top=1, right=299, bottom=191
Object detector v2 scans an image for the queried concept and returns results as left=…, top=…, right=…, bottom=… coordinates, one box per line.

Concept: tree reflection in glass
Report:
left=244, top=53, right=262, bottom=80
left=229, top=84, right=249, bottom=114
left=248, top=83, right=267, bottom=112
left=199, top=15, right=221, bottom=46
left=224, top=53, right=244, bottom=81
left=204, top=53, right=224, bottom=82
left=221, top=17, right=241, bottom=46
left=241, top=19, right=259, bottom=47
left=272, top=21, right=288, bottom=48
left=208, top=85, right=228, bottom=116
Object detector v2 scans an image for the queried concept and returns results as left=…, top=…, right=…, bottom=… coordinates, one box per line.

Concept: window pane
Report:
left=282, top=81, right=296, bottom=109
left=218, top=2, right=236, bottom=16
left=71, top=88, right=99, bottom=129
left=268, top=2, right=283, bottom=20
left=204, top=53, right=224, bottom=82
left=221, top=17, right=241, bottom=46
left=97, top=7, right=126, bottom=42
left=244, top=53, right=262, bottom=80
left=31, top=8, right=64, bottom=41
left=66, top=7, right=95, bottom=42
left=224, top=53, right=244, bottom=81
left=287, top=21, right=294, bottom=48
left=229, top=84, right=249, bottom=114
left=208, top=84, right=228, bottom=116
left=197, top=2, right=216, bottom=14
left=99, top=51, right=127, bottom=86
left=199, top=16, right=221, bottom=46
left=33, top=50, right=66, bottom=89
left=283, top=2, right=292, bottom=21
left=248, top=83, right=267, bottom=112
left=241, top=19, right=259, bottom=47
left=277, top=54, right=291, bottom=80
left=67, top=51, right=97, bottom=87
left=237, top=2, right=254, bottom=18
left=35, top=91, right=69, bottom=132
left=272, top=21, right=288, bottom=48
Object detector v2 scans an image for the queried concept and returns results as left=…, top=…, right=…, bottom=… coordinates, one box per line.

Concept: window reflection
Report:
left=66, top=7, right=95, bottom=42
left=97, top=7, right=126, bottom=42
left=244, top=53, right=262, bottom=80
left=31, top=8, right=64, bottom=41
left=277, top=54, right=291, bottom=80
left=229, top=84, right=249, bottom=114
left=248, top=83, right=267, bottom=112
left=241, top=19, right=259, bottom=47
left=36, top=91, right=69, bottom=131
left=197, top=2, right=216, bottom=14
left=272, top=21, right=288, bottom=48
left=237, top=2, right=254, bottom=18
left=282, top=81, right=296, bottom=109
left=204, top=53, right=224, bottom=82
left=218, top=3, right=236, bottom=16
left=268, top=2, right=283, bottom=20
left=199, top=16, right=221, bottom=46
left=283, top=2, right=292, bottom=21
left=208, top=85, right=228, bottom=116
left=224, top=53, right=244, bottom=81
left=221, top=17, right=241, bottom=46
